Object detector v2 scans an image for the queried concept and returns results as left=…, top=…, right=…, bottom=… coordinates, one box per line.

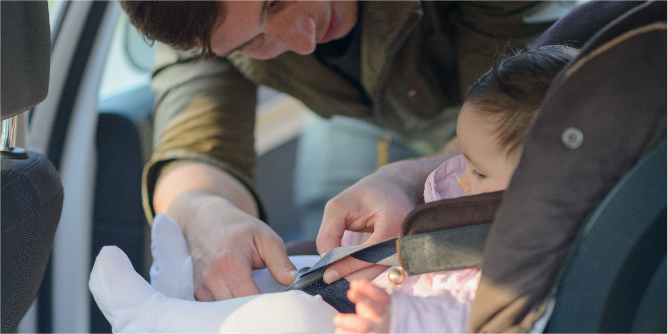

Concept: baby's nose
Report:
left=457, top=174, right=471, bottom=195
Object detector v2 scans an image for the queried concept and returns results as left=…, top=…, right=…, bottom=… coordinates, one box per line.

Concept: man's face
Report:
left=211, top=1, right=358, bottom=60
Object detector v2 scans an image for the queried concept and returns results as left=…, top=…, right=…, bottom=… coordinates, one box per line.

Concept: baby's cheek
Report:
left=483, top=179, right=506, bottom=194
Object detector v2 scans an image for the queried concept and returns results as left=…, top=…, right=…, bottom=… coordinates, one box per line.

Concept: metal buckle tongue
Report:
left=286, top=266, right=327, bottom=291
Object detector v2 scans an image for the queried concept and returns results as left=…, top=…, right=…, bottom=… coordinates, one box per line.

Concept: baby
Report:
left=335, top=45, right=579, bottom=333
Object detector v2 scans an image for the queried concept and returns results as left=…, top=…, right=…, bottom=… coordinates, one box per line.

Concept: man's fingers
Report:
left=194, top=281, right=229, bottom=302
left=316, top=219, right=344, bottom=257
left=344, top=265, right=389, bottom=283
left=322, top=230, right=393, bottom=284
left=323, top=256, right=373, bottom=284
left=217, top=267, right=260, bottom=299
left=317, top=195, right=356, bottom=256
left=258, top=234, right=298, bottom=286
left=196, top=252, right=261, bottom=300
left=315, top=233, right=340, bottom=259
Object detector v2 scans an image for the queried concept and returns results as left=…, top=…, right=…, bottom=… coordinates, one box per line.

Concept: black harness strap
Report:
left=287, top=191, right=503, bottom=312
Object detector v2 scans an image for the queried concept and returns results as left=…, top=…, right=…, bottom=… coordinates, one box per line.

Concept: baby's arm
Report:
left=334, top=279, right=391, bottom=333
left=337, top=269, right=479, bottom=333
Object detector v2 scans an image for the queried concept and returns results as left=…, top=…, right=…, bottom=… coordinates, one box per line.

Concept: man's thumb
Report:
left=264, top=251, right=298, bottom=286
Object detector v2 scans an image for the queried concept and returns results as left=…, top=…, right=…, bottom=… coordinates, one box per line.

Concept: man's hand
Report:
left=316, top=158, right=441, bottom=284
left=316, top=138, right=460, bottom=284
left=186, top=195, right=297, bottom=300
left=153, top=162, right=296, bottom=301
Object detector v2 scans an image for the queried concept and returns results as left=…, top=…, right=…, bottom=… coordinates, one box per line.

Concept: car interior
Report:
left=6, top=2, right=308, bottom=332
left=2, top=1, right=665, bottom=333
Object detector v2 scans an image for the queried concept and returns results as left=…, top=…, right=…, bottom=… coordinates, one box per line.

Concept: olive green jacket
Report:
left=143, top=1, right=554, bottom=222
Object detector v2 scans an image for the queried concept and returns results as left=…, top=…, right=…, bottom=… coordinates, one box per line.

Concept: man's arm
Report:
left=144, top=44, right=295, bottom=300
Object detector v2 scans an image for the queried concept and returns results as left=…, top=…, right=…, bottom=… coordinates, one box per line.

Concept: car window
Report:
left=48, top=0, right=66, bottom=31
left=99, top=11, right=155, bottom=101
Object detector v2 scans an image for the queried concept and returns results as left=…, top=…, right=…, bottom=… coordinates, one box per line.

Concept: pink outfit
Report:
left=342, top=154, right=480, bottom=333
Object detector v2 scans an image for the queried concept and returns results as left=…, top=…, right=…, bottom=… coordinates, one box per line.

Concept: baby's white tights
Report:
left=89, top=214, right=337, bottom=333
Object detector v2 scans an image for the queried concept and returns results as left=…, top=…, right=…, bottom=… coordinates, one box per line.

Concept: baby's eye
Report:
left=472, top=170, right=487, bottom=181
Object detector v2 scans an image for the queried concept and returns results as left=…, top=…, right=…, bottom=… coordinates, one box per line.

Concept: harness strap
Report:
left=287, top=191, right=503, bottom=312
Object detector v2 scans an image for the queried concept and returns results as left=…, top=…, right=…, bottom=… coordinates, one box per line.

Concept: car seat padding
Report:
left=545, top=140, right=666, bottom=332
left=470, top=1, right=667, bottom=332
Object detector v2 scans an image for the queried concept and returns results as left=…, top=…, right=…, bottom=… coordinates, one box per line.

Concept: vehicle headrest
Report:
left=1, top=1, right=51, bottom=120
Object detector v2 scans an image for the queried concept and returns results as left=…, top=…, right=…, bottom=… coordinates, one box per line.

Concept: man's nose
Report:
left=457, top=174, right=471, bottom=195
left=269, top=14, right=317, bottom=55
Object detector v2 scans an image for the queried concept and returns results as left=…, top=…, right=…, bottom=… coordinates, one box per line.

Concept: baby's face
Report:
left=456, top=102, right=519, bottom=196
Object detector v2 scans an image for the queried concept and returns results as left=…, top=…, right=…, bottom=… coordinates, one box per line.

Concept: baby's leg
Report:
left=335, top=279, right=391, bottom=333
left=150, top=213, right=192, bottom=299
left=90, top=246, right=336, bottom=333
left=218, top=290, right=338, bottom=333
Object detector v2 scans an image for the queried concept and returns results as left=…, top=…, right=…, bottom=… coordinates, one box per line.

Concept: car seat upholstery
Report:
left=470, top=1, right=666, bottom=332
left=545, top=140, right=666, bottom=332
left=1, top=1, right=63, bottom=332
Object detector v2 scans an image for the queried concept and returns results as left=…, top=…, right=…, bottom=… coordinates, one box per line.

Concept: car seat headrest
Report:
left=1, top=1, right=51, bottom=120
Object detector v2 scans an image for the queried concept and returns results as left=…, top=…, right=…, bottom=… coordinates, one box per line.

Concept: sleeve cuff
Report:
left=141, top=151, right=268, bottom=225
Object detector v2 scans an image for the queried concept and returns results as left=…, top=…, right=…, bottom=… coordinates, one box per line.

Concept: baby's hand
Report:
left=334, top=279, right=390, bottom=333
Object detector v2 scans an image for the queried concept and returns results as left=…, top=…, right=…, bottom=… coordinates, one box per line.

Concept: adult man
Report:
left=120, top=1, right=554, bottom=302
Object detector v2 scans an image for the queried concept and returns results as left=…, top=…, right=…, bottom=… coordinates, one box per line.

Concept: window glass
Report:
left=47, top=0, right=66, bottom=31
left=98, top=11, right=156, bottom=101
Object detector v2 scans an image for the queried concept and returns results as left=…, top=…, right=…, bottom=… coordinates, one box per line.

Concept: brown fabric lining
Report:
left=400, top=190, right=504, bottom=236
left=396, top=191, right=503, bottom=274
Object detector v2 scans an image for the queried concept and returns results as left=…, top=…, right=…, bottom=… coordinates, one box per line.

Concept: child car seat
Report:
left=289, top=2, right=666, bottom=332
left=470, top=1, right=666, bottom=332
left=1, top=1, right=63, bottom=332
left=545, top=140, right=666, bottom=333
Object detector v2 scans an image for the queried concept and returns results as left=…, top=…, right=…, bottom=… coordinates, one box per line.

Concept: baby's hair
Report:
left=465, top=45, right=579, bottom=156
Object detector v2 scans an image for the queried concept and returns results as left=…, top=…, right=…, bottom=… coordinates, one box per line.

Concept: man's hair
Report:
left=465, top=45, right=579, bottom=155
left=119, top=1, right=225, bottom=58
